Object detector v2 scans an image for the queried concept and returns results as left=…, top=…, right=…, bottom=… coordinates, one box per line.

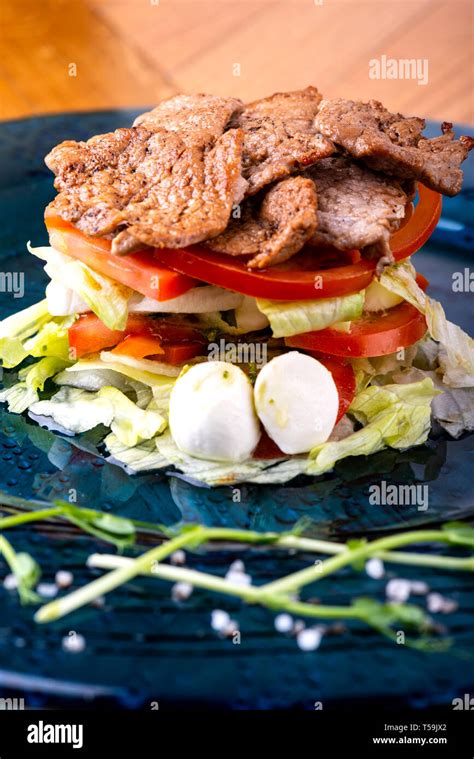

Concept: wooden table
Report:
left=1, top=0, right=472, bottom=124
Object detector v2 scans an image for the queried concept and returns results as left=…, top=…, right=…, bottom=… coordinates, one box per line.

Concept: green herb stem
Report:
left=262, top=530, right=458, bottom=596
left=35, top=526, right=206, bottom=623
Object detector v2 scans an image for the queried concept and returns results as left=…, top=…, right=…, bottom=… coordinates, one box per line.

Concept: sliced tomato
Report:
left=110, top=333, right=204, bottom=365
left=285, top=302, right=427, bottom=358
left=311, top=354, right=356, bottom=422
left=390, top=184, right=442, bottom=262
left=153, top=184, right=441, bottom=300
left=252, top=430, right=286, bottom=460
left=47, top=184, right=440, bottom=303
left=68, top=313, right=146, bottom=357
left=69, top=313, right=207, bottom=361
left=153, top=244, right=377, bottom=300
left=46, top=218, right=197, bottom=301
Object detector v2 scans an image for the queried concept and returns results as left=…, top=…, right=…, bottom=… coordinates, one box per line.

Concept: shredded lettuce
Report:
left=29, top=386, right=166, bottom=446
left=99, top=387, right=167, bottom=446
left=0, top=383, right=39, bottom=413
left=56, top=356, right=177, bottom=387
left=0, top=300, right=73, bottom=369
left=18, top=357, right=72, bottom=392
left=388, top=366, right=474, bottom=439
left=28, top=243, right=132, bottom=331
left=256, top=291, right=364, bottom=338
left=308, top=379, right=438, bottom=476
left=379, top=260, right=474, bottom=388
left=105, top=434, right=170, bottom=472
left=0, top=299, right=50, bottom=341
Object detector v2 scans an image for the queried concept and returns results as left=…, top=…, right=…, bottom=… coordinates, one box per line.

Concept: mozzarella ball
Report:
left=254, top=352, right=338, bottom=454
left=364, top=280, right=403, bottom=312
left=169, top=361, right=261, bottom=463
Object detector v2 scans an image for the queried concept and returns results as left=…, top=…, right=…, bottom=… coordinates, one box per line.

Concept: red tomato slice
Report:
left=110, top=333, right=204, bottom=365
left=46, top=184, right=440, bottom=303
left=153, top=245, right=377, bottom=300
left=68, top=313, right=146, bottom=358
left=69, top=313, right=207, bottom=361
left=152, top=184, right=441, bottom=300
left=46, top=219, right=197, bottom=301
left=311, top=354, right=356, bottom=422
left=252, top=430, right=286, bottom=460
left=285, top=302, right=427, bottom=358
left=390, top=184, right=441, bottom=261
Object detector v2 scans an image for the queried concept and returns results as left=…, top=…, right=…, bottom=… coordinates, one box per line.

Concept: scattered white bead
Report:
left=365, top=558, right=385, bottom=579
left=225, top=569, right=252, bottom=586
left=170, top=550, right=186, bottom=566
left=3, top=574, right=18, bottom=591
left=37, top=583, right=58, bottom=599
left=274, top=613, right=293, bottom=633
left=92, top=595, right=105, bottom=609
left=55, top=570, right=74, bottom=588
left=211, top=609, right=231, bottom=632
left=386, top=578, right=411, bottom=603
left=222, top=619, right=239, bottom=637
left=229, top=559, right=245, bottom=573
left=427, top=592, right=458, bottom=614
left=427, top=593, right=444, bottom=613
left=297, top=627, right=323, bottom=652
left=171, top=582, right=193, bottom=602
left=62, top=632, right=86, bottom=654
left=409, top=580, right=429, bottom=595
left=292, top=620, right=306, bottom=635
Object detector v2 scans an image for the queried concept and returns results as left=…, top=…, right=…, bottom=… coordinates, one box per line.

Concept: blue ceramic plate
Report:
left=0, top=112, right=473, bottom=709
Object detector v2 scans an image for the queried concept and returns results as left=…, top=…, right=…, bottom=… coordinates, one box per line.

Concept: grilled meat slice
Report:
left=306, top=156, right=408, bottom=261
left=314, top=99, right=474, bottom=196
left=233, top=86, right=335, bottom=195
left=208, top=176, right=318, bottom=268
left=45, top=95, right=245, bottom=251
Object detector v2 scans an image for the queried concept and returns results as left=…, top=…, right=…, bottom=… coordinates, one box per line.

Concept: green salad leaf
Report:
left=29, top=385, right=167, bottom=446
left=379, top=260, right=474, bottom=388
left=256, top=291, right=364, bottom=338
left=308, top=378, right=437, bottom=476
left=19, top=356, right=72, bottom=392
left=28, top=243, right=132, bottom=331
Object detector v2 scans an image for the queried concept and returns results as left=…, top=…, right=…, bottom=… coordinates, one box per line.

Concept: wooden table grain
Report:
left=1, top=0, right=473, bottom=124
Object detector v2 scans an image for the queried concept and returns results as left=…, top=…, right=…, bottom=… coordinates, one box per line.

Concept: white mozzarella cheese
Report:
left=169, top=361, right=261, bottom=463
left=254, top=351, right=338, bottom=454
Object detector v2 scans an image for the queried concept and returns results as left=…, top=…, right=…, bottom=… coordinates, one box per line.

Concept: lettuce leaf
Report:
left=308, top=378, right=437, bottom=476
left=99, top=387, right=167, bottom=447
left=28, top=243, right=132, bottom=331
left=29, top=387, right=115, bottom=433
left=0, top=299, right=50, bottom=368
left=388, top=366, right=474, bottom=439
left=0, top=299, right=50, bottom=341
left=22, top=317, right=73, bottom=362
left=56, top=357, right=178, bottom=387
left=0, top=300, right=73, bottom=369
left=29, top=386, right=166, bottom=446
left=379, top=260, right=474, bottom=388
left=256, top=291, right=364, bottom=338
left=0, top=383, right=39, bottom=413
left=105, top=434, right=170, bottom=472
left=18, top=356, right=72, bottom=392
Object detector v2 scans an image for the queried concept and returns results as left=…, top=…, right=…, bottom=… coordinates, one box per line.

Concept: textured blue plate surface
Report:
left=0, top=112, right=473, bottom=709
